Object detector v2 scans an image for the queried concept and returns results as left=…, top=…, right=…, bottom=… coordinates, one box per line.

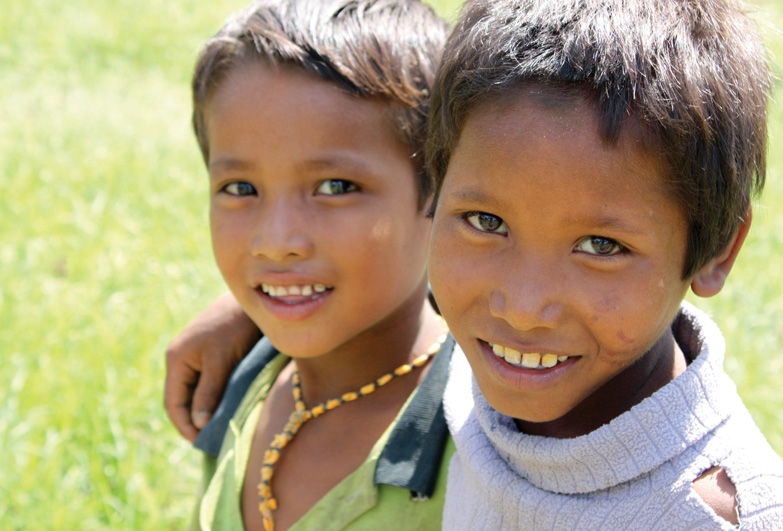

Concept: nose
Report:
left=488, top=257, right=563, bottom=331
left=250, top=197, right=313, bottom=262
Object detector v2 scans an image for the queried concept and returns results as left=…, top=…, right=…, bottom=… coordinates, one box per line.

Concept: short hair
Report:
left=193, top=0, right=448, bottom=209
left=427, top=0, right=770, bottom=277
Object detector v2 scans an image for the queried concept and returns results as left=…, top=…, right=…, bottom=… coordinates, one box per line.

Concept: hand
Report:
left=164, top=292, right=262, bottom=442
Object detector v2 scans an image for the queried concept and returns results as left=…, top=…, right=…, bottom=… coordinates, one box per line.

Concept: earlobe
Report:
left=691, top=208, right=752, bottom=298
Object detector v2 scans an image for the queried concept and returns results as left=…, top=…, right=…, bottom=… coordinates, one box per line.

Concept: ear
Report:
left=690, top=208, right=752, bottom=298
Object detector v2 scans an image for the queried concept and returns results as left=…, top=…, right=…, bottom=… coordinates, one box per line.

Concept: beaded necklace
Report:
left=257, top=329, right=450, bottom=531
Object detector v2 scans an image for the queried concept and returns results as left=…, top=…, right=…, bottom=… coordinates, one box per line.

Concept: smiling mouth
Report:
left=258, top=283, right=333, bottom=303
left=488, top=342, right=571, bottom=369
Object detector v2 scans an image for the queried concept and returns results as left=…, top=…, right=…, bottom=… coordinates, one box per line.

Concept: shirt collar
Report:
left=194, top=335, right=455, bottom=498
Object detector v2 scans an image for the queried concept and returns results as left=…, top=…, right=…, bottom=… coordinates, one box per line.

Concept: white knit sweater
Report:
left=443, top=303, right=783, bottom=530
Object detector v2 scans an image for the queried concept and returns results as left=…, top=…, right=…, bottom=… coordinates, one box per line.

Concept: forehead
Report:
left=447, top=88, right=670, bottom=200
left=203, top=62, right=414, bottom=176
left=206, top=63, right=390, bottom=142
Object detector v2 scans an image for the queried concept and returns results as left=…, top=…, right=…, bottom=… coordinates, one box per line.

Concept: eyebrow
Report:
left=564, top=214, right=645, bottom=235
left=208, top=157, right=255, bottom=176
left=443, top=187, right=507, bottom=211
left=295, top=155, right=375, bottom=176
left=208, top=154, right=376, bottom=178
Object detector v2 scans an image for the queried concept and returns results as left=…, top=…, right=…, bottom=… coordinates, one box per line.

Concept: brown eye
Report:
left=316, top=179, right=359, bottom=195
left=576, top=236, right=622, bottom=255
left=465, top=212, right=508, bottom=234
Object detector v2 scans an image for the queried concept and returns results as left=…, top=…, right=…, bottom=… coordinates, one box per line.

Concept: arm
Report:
left=164, top=292, right=262, bottom=442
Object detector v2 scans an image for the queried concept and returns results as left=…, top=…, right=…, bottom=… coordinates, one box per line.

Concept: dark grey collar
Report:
left=194, top=335, right=455, bottom=498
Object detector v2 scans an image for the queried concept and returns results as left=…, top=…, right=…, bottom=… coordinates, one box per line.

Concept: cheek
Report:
left=429, top=231, right=478, bottom=314
left=588, top=273, right=684, bottom=360
left=210, top=215, right=233, bottom=262
left=209, top=211, right=248, bottom=277
left=370, top=217, right=392, bottom=241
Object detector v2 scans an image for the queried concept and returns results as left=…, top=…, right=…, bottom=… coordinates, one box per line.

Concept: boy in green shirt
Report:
left=179, top=0, right=452, bottom=529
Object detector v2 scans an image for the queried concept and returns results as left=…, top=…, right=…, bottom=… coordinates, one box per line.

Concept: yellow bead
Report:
left=289, top=410, right=307, bottom=424
left=311, top=405, right=325, bottom=416
left=360, top=383, right=376, bottom=395
left=269, top=498, right=278, bottom=510
left=412, top=354, right=430, bottom=366
left=428, top=342, right=441, bottom=353
left=394, top=365, right=412, bottom=376
left=263, top=516, right=274, bottom=531
left=376, top=373, right=393, bottom=386
left=295, top=401, right=306, bottom=411
left=261, top=466, right=274, bottom=480
left=293, top=387, right=302, bottom=399
left=326, top=399, right=341, bottom=410
left=264, top=449, right=280, bottom=465
left=272, top=433, right=289, bottom=448
left=342, top=392, right=359, bottom=401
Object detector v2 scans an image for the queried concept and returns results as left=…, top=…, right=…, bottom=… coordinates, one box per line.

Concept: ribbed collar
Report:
left=472, top=302, right=739, bottom=494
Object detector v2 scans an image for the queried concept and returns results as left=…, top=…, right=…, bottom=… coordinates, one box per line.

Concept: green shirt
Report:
left=192, top=336, right=456, bottom=530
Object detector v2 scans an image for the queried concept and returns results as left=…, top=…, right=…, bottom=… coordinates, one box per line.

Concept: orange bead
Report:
left=376, top=374, right=393, bottom=386
left=394, top=365, right=412, bottom=376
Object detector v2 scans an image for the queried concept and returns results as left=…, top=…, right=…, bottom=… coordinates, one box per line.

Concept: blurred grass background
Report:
left=0, top=0, right=780, bottom=528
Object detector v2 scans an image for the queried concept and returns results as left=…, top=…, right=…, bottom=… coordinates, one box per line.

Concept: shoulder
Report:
left=691, top=466, right=738, bottom=526
left=194, top=338, right=282, bottom=457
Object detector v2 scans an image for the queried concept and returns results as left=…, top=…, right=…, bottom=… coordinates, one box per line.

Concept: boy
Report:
left=427, top=0, right=783, bottom=528
left=184, top=1, right=452, bottom=529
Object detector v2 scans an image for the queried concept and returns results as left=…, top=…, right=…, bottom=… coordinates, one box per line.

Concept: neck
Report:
left=515, top=326, right=688, bottom=439
left=292, top=282, right=444, bottom=406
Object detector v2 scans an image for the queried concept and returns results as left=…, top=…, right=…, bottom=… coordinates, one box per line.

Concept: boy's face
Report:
left=429, top=93, right=692, bottom=430
left=205, top=64, right=430, bottom=358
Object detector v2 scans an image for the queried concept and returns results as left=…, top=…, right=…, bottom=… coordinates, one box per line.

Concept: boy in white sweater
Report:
left=426, top=0, right=783, bottom=528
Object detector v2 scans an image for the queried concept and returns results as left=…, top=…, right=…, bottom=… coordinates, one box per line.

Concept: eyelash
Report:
left=220, top=181, right=256, bottom=196
left=463, top=211, right=508, bottom=235
left=574, top=236, right=627, bottom=257
left=461, top=211, right=628, bottom=258
left=218, top=179, right=361, bottom=198
left=315, top=179, right=359, bottom=196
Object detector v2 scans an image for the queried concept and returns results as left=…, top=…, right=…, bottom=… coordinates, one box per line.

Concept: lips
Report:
left=259, top=283, right=332, bottom=299
left=489, top=342, right=569, bottom=369
left=475, top=339, right=579, bottom=392
left=253, top=280, right=334, bottom=321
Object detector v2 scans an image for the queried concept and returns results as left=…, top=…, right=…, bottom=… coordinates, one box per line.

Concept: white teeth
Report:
left=262, top=284, right=330, bottom=298
left=489, top=343, right=570, bottom=369
left=521, top=353, right=541, bottom=368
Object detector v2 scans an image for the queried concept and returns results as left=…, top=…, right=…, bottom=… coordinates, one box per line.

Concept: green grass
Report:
left=1, top=0, right=781, bottom=528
